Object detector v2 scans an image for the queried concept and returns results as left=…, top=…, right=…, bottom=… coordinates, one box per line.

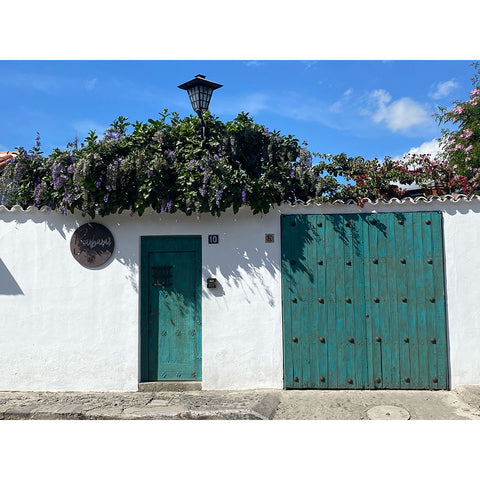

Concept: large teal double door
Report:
left=282, top=212, right=449, bottom=390
left=141, top=236, right=202, bottom=382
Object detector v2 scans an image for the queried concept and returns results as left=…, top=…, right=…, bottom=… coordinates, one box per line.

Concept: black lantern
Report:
left=178, top=74, right=222, bottom=138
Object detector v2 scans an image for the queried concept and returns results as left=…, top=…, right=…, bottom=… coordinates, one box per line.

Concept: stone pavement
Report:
left=0, top=389, right=280, bottom=420
left=1, top=386, right=479, bottom=420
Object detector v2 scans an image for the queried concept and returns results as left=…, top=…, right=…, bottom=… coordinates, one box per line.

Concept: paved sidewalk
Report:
left=0, top=389, right=281, bottom=420
left=1, top=386, right=479, bottom=420
left=274, top=387, right=480, bottom=420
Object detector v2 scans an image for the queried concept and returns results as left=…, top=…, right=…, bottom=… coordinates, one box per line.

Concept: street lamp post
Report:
left=178, top=74, right=223, bottom=140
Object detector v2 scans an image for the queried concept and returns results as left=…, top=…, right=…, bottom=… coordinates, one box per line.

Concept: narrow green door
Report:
left=282, top=212, right=448, bottom=390
left=141, top=236, right=202, bottom=382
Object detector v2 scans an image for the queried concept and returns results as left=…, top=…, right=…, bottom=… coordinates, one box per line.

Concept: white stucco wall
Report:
left=0, top=205, right=284, bottom=391
left=1, top=197, right=480, bottom=391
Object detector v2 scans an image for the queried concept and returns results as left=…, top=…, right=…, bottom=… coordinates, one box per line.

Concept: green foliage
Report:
left=434, top=62, right=480, bottom=192
left=2, top=103, right=475, bottom=216
left=0, top=112, right=323, bottom=216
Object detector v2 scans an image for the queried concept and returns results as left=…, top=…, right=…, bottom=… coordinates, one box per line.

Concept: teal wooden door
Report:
left=141, top=236, right=202, bottom=382
left=282, top=212, right=448, bottom=390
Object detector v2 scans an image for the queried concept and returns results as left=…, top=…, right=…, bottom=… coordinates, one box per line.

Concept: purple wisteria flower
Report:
left=33, top=183, right=45, bottom=206
left=67, top=164, right=75, bottom=174
left=199, top=186, right=206, bottom=197
left=13, top=163, right=25, bottom=184
left=214, top=154, right=220, bottom=162
left=242, top=189, right=247, bottom=202
left=215, top=189, right=223, bottom=206
left=264, top=128, right=270, bottom=135
left=104, top=130, right=123, bottom=141
left=35, top=132, right=41, bottom=149
left=95, top=180, right=102, bottom=188
left=166, top=201, right=172, bottom=212
left=104, top=194, right=109, bottom=203
left=164, top=150, right=176, bottom=161
left=52, top=163, right=66, bottom=190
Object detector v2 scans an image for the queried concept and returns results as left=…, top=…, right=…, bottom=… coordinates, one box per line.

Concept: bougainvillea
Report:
left=434, top=61, right=480, bottom=193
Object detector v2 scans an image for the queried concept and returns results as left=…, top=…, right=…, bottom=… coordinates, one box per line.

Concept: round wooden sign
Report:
left=70, top=222, right=115, bottom=268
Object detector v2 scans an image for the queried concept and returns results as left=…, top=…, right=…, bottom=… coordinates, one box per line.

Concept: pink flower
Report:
left=461, top=129, right=474, bottom=139
left=453, top=144, right=465, bottom=150
left=452, top=105, right=465, bottom=114
left=465, top=145, right=474, bottom=152
left=470, top=88, right=480, bottom=96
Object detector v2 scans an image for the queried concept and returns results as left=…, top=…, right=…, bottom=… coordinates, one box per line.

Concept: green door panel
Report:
left=141, top=236, right=202, bottom=381
left=282, top=212, right=448, bottom=390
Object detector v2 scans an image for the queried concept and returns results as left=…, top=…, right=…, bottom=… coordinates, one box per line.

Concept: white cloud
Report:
left=301, top=61, right=318, bottom=70
left=405, top=138, right=442, bottom=157
left=0, top=73, right=62, bottom=93
left=368, top=89, right=430, bottom=132
left=370, top=89, right=392, bottom=109
left=329, top=88, right=354, bottom=113
left=429, top=79, right=459, bottom=99
left=391, top=138, right=443, bottom=189
left=215, top=92, right=269, bottom=115
left=391, top=138, right=443, bottom=163
left=85, top=78, right=98, bottom=91
left=72, top=120, right=107, bottom=137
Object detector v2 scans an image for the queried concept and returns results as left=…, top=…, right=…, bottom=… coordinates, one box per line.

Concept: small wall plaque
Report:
left=265, top=233, right=275, bottom=243
left=70, top=222, right=114, bottom=268
left=208, top=234, right=219, bottom=244
left=207, top=278, right=217, bottom=288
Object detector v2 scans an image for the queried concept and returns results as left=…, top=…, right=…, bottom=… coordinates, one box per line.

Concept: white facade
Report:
left=1, top=196, right=480, bottom=391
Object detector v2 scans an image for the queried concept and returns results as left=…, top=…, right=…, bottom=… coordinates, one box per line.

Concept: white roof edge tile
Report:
left=288, top=194, right=480, bottom=206
left=1, top=194, right=480, bottom=214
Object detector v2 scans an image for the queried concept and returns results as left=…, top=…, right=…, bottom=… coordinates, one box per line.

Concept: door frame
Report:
left=139, top=235, right=202, bottom=382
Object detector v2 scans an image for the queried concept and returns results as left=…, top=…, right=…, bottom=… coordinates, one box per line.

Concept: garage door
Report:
left=281, top=212, right=448, bottom=389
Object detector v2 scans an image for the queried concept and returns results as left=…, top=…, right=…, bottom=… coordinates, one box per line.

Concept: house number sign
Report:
left=70, top=222, right=115, bottom=268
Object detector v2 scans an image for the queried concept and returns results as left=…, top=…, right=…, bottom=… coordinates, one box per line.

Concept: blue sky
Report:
left=0, top=60, right=474, bottom=163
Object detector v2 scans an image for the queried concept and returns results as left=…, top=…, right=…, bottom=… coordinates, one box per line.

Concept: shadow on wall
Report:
left=4, top=210, right=139, bottom=293
left=0, top=258, right=24, bottom=295
left=202, top=245, right=280, bottom=307
left=6, top=208, right=74, bottom=240
left=116, top=253, right=139, bottom=293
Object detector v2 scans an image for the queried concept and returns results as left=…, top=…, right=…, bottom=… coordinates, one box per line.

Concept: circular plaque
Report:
left=70, top=222, right=114, bottom=268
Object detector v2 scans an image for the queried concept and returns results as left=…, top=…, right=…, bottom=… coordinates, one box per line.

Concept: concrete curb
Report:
left=1, top=408, right=270, bottom=421
left=0, top=390, right=282, bottom=420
